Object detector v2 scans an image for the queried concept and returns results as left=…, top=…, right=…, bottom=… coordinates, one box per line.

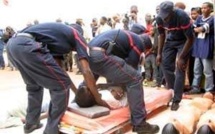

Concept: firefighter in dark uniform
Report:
left=78, top=29, right=160, bottom=134
left=156, top=1, right=194, bottom=111
left=6, top=22, right=109, bottom=134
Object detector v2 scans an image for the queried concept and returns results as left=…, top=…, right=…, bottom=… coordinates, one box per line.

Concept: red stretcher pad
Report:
left=60, top=89, right=172, bottom=133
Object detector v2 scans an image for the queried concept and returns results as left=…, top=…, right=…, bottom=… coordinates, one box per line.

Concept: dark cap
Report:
left=139, top=34, right=152, bottom=49
left=158, top=1, right=174, bottom=20
left=70, top=23, right=84, bottom=36
left=130, top=24, right=146, bottom=35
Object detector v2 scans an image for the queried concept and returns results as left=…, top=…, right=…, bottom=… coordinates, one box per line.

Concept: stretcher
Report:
left=60, top=88, right=172, bottom=134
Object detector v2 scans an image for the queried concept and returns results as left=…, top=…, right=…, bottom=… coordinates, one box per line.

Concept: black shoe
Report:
left=171, top=102, right=180, bottom=111
left=133, top=122, right=160, bottom=134
left=24, top=123, right=43, bottom=134
left=185, top=88, right=201, bottom=95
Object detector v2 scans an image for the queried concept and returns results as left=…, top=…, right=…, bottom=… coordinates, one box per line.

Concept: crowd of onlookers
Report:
left=0, top=1, right=214, bottom=94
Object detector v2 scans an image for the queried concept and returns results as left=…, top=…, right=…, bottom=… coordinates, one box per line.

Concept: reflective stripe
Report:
left=123, top=31, right=141, bottom=56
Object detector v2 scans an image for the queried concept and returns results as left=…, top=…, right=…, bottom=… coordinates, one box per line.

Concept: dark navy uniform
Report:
left=156, top=8, right=194, bottom=103
left=6, top=23, right=89, bottom=134
left=89, top=29, right=144, bottom=69
left=88, top=30, right=156, bottom=128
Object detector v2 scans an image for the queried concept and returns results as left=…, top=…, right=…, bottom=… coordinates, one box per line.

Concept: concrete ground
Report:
left=0, top=67, right=183, bottom=134
left=0, top=53, right=194, bottom=134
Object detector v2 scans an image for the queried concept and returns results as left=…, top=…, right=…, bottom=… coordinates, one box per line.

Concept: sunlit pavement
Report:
left=0, top=52, right=178, bottom=134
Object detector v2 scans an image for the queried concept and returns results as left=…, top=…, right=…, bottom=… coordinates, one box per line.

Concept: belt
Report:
left=15, top=33, right=34, bottom=39
left=89, top=47, right=105, bottom=52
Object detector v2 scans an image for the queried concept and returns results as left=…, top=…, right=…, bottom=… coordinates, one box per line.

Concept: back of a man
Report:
left=86, top=29, right=160, bottom=134
left=6, top=22, right=102, bottom=134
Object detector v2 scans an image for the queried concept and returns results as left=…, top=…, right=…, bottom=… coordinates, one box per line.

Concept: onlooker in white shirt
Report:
left=96, top=16, right=111, bottom=36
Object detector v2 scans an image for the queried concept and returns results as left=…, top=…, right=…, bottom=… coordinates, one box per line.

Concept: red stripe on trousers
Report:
left=36, top=43, right=68, bottom=104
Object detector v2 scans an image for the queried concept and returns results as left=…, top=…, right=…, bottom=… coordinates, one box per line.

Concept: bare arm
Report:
left=156, top=33, right=166, bottom=65
left=54, top=57, right=77, bottom=93
left=177, top=34, right=194, bottom=71
left=157, top=33, right=165, bottom=56
left=178, top=35, right=194, bottom=59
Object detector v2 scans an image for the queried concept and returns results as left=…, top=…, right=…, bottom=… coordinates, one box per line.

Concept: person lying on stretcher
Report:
left=74, top=85, right=128, bottom=109
left=162, top=92, right=215, bottom=134
left=0, top=94, right=50, bottom=129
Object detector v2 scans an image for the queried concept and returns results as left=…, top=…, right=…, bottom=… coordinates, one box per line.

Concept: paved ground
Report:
left=0, top=67, right=176, bottom=134
left=0, top=52, right=196, bottom=134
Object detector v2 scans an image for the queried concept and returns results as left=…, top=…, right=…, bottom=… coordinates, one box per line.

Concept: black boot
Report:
left=24, top=123, right=43, bottom=134
left=133, top=122, right=160, bottom=134
left=171, top=102, right=180, bottom=111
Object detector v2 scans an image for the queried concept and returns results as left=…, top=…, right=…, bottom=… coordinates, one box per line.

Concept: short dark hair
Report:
left=191, top=7, right=202, bottom=14
left=75, top=86, right=96, bottom=107
left=203, top=2, right=214, bottom=11
left=162, top=123, right=179, bottom=134
left=197, top=125, right=214, bottom=134
left=101, top=16, right=107, bottom=22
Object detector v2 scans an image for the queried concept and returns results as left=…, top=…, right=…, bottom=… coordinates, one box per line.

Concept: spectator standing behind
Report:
left=112, top=14, right=124, bottom=29
left=174, top=2, right=186, bottom=10
left=156, top=1, right=194, bottom=111
left=96, top=16, right=111, bottom=36
left=4, top=26, right=16, bottom=71
left=153, top=5, right=165, bottom=87
left=144, top=13, right=158, bottom=87
left=73, top=20, right=86, bottom=75
left=187, top=2, right=214, bottom=94
left=90, top=18, right=99, bottom=38
left=184, top=7, right=202, bottom=91
left=145, top=13, right=154, bottom=36
left=56, top=18, right=62, bottom=23
left=128, top=5, right=145, bottom=29
left=122, top=14, right=130, bottom=30
left=143, top=36, right=157, bottom=87
left=191, top=7, right=202, bottom=21
left=33, top=20, right=39, bottom=25
left=76, top=18, right=90, bottom=42
left=0, top=29, right=5, bottom=70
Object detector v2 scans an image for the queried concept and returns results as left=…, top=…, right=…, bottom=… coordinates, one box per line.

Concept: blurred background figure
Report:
left=128, top=5, right=144, bottom=29
left=56, top=18, right=62, bottom=23
left=96, top=16, right=111, bottom=36
left=90, top=18, right=99, bottom=38
left=174, top=2, right=186, bottom=10
left=191, top=7, right=202, bottom=22
left=0, top=29, right=5, bottom=70
left=5, top=26, right=17, bottom=71
left=26, top=22, right=33, bottom=27
left=33, top=19, right=39, bottom=25
left=145, top=13, right=154, bottom=36
left=112, top=14, right=124, bottom=29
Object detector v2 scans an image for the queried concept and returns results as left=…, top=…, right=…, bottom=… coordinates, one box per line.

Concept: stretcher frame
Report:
left=59, top=88, right=172, bottom=134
